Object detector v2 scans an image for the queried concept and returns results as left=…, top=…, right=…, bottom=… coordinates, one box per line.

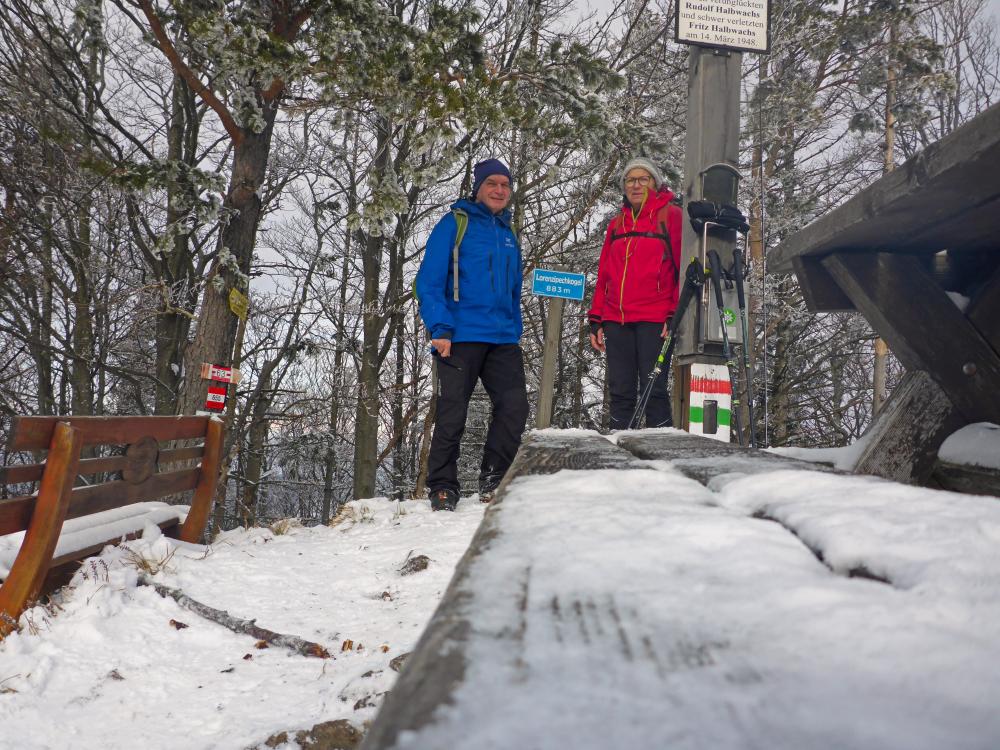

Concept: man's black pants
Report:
left=427, top=343, right=529, bottom=495
left=603, top=321, right=672, bottom=430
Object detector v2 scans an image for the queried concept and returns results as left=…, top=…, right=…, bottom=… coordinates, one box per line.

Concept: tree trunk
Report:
left=34, top=197, right=56, bottom=415
left=241, top=374, right=271, bottom=528
left=155, top=73, right=198, bottom=415
left=572, top=317, right=587, bottom=427
left=178, top=118, right=277, bottom=417
left=322, top=136, right=357, bottom=521
left=413, top=365, right=437, bottom=499
left=769, top=305, right=794, bottom=446
left=391, top=315, right=405, bottom=500
left=874, top=22, right=897, bottom=418
left=69, top=41, right=99, bottom=418
left=352, top=116, right=392, bottom=500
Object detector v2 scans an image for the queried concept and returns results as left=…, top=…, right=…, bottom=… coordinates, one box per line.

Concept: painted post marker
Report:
left=205, top=385, right=227, bottom=412
left=687, top=363, right=732, bottom=442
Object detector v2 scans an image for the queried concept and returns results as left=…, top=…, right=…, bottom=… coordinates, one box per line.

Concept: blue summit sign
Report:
left=531, top=268, right=586, bottom=301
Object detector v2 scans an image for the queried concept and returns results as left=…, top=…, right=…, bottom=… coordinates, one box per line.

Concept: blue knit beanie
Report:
left=471, top=159, right=512, bottom=198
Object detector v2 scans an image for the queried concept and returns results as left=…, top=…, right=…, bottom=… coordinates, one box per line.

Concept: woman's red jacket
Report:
left=587, top=188, right=683, bottom=327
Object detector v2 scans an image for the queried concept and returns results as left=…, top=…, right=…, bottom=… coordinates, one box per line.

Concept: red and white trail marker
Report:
left=200, top=363, right=241, bottom=384
left=205, top=385, right=227, bottom=412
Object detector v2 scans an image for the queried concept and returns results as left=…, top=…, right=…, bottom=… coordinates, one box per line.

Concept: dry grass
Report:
left=269, top=518, right=303, bottom=536
left=329, top=503, right=375, bottom=530
left=121, top=545, right=176, bottom=576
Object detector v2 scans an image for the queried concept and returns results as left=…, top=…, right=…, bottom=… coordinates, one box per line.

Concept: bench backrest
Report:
left=1, top=416, right=222, bottom=540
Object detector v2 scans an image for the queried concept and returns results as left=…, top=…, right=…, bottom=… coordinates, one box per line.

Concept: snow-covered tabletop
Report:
left=363, top=429, right=1000, bottom=750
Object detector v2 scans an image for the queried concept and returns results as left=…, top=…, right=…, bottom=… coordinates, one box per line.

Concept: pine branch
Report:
left=135, top=0, right=245, bottom=146
left=137, top=574, right=331, bottom=658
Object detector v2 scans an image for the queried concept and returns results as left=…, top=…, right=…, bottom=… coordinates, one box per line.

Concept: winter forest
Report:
left=0, top=0, right=997, bottom=530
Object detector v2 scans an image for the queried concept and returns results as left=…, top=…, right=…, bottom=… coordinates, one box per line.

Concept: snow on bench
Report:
left=362, top=429, right=1000, bottom=750
left=0, top=502, right=189, bottom=578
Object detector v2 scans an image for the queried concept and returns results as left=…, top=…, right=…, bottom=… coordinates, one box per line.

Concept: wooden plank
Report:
left=8, top=416, right=209, bottom=452
left=361, top=431, right=645, bottom=749
left=852, top=261, right=1000, bottom=483
left=0, top=495, right=34, bottom=537
left=494, top=430, right=647, bottom=491
left=0, top=468, right=202, bottom=537
left=617, top=431, right=835, bottom=486
left=0, top=463, right=46, bottom=485
left=67, top=469, right=201, bottom=520
left=769, top=102, right=1000, bottom=273
left=158, top=445, right=205, bottom=465
left=932, top=460, right=1000, bottom=498
left=0, top=422, right=81, bottom=637
left=790, top=255, right=855, bottom=312
left=366, top=431, right=947, bottom=749
left=4, top=455, right=130, bottom=485
left=179, top=418, right=224, bottom=543
left=853, top=371, right=967, bottom=484
left=822, top=252, right=1000, bottom=425
left=48, top=518, right=183, bottom=570
left=0, top=445, right=205, bottom=486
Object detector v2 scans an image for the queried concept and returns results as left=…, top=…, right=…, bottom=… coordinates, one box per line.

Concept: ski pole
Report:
left=628, top=259, right=705, bottom=430
left=731, top=247, right=757, bottom=448
left=706, top=249, right=745, bottom=447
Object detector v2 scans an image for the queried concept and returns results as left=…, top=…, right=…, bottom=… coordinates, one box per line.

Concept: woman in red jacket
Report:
left=588, top=158, right=683, bottom=429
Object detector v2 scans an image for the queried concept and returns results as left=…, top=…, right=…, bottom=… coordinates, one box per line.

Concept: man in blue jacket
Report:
left=416, top=159, right=529, bottom=511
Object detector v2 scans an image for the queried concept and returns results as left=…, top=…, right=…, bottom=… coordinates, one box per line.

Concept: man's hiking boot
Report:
left=430, top=488, right=459, bottom=512
left=479, top=481, right=500, bottom=504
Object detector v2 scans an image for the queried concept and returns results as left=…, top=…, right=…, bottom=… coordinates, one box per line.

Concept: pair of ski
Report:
left=628, top=250, right=757, bottom=449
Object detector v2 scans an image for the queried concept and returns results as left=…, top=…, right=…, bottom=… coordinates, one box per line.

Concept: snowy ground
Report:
left=0, top=498, right=486, bottom=750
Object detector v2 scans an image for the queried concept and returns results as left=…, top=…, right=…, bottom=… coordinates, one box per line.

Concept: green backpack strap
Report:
left=413, top=208, right=469, bottom=305
left=451, top=208, right=468, bottom=302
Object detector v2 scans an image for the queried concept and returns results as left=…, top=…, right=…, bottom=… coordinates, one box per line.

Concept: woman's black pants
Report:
left=603, top=321, right=672, bottom=430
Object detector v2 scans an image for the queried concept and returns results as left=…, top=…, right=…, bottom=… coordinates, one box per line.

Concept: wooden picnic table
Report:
left=768, top=101, right=1000, bottom=486
left=361, top=430, right=999, bottom=749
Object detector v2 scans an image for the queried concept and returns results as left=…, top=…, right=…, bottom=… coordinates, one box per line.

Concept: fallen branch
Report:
left=137, top=574, right=331, bottom=659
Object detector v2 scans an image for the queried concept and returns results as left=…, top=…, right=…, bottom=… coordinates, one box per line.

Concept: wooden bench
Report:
left=768, top=101, right=1000, bottom=490
left=0, top=415, right=223, bottom=638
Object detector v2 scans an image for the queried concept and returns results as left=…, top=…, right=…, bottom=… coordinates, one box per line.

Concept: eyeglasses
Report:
left=624, top=176, right=653, bottom=186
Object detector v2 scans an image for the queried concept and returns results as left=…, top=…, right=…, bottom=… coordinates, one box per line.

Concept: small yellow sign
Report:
left=228, top=288, right=249, bottom=320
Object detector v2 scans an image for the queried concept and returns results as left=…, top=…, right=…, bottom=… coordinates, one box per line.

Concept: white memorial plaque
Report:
left=675, top=0, right=771, bottom=54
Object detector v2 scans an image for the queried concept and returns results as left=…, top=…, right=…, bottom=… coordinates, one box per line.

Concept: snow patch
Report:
left=939, top=422, right=1000, bottom=469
